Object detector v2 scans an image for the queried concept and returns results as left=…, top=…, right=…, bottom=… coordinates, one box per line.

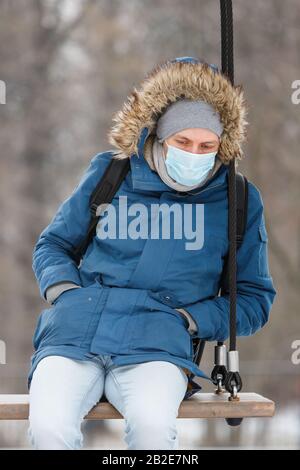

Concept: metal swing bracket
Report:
left=225, top=351, right=243, bottom=402
left=211, top=344, right=228, bottom=395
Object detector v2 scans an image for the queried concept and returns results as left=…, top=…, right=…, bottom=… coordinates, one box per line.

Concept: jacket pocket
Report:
left=34, top=282, right=103, bottom=349
left=128, top=292, right=193, bottom=360
left=146, top=293, right=191, bottom=330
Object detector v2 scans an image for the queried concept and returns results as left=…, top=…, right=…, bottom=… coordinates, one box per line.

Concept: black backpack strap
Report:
left=72, top=156, right=130, bottom=265
left=235, top=172, right=248, bottom=250
left=219, top=171, right=248, bottom=295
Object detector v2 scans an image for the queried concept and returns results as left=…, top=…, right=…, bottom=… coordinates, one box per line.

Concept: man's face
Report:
left=162, top=128, right=220, bottom=157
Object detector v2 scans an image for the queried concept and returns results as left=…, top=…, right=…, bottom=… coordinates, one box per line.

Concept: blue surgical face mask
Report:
left=165, top=143, right=217, bottom=186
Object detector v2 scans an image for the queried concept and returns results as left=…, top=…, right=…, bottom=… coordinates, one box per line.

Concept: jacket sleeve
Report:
left=32, top=152, right=111, bottom=301
left=182, top=181, right=277, bottom=342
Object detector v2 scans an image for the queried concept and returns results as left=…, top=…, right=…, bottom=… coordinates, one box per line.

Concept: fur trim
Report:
left=107, top=59, right=249, bottom=164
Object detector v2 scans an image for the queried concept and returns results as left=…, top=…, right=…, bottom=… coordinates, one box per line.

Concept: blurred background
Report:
left=0, top=0, right=299, bottom=449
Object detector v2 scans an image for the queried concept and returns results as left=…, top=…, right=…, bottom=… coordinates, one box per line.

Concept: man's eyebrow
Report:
left=175, top=135, right=218, bottom=144
left=175, top=134, right=190, bottom=139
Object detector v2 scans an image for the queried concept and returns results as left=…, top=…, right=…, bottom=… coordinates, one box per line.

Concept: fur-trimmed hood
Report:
left=107, top=57, right=248, bottom=164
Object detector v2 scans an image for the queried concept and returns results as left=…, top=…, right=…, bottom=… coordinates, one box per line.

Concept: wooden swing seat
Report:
left=0, top=393, right=275, bottom=420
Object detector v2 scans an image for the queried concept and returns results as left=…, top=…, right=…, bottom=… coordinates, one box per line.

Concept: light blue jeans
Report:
left=27, top=354, right=189, bottom=450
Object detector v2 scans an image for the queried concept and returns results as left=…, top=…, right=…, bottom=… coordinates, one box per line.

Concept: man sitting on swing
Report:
left=27, top=57, right=276, bottom=450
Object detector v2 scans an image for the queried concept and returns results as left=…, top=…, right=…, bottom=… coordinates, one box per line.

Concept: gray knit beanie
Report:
left=156, top=98, right=223, bottom=143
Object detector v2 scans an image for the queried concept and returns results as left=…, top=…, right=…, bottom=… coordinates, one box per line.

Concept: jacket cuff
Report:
left=182, top=302, right=223, bottom=341
left=175, top=308, right=198, bottom=335
left=39, top=263, right=82, bottom=300
left=45, top=282, right=81, bottom=304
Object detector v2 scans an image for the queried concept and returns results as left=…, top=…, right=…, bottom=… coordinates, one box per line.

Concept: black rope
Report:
left=228, top=160, right=237, bottom=351
left=220, top=0, right=237, bottom=353
left=220, top=0, right=234, bottom=84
